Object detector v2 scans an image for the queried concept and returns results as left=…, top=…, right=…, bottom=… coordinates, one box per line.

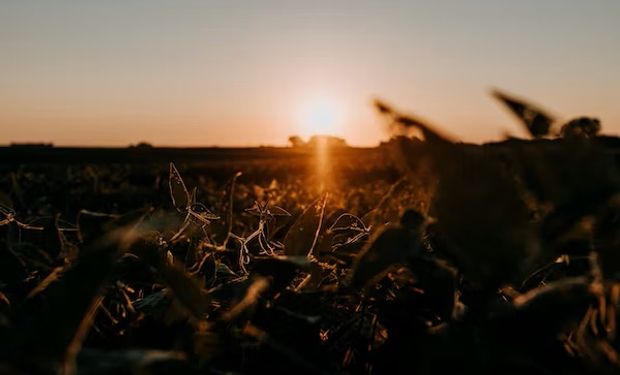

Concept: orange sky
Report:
left=1, top=1, right=619, bottom=146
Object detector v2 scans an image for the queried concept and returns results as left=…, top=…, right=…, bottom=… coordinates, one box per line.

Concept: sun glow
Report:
left=299, top=98, right=343, bottom=137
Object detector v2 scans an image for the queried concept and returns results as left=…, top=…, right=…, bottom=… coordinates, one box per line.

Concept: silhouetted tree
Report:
left=560, top=117, right=601, bottom=139
left=307, top=135, right=347, bottom=148
left=288, top=135, right=306, bottom=147
left=130, top=142, right=154, bottom=148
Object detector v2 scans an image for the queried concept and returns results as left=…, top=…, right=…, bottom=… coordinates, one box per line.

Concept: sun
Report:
left=299, top=98, right=342, bottom=137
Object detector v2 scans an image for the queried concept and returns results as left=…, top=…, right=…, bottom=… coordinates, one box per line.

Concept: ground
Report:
left=1, top=139, right=619, bottom=374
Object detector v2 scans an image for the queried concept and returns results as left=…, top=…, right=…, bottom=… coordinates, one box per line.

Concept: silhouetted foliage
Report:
left=492, top=89, right=556, bottom=138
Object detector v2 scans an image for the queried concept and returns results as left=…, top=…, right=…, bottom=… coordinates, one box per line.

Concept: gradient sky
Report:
left=1, top=0, right=619, bottom=146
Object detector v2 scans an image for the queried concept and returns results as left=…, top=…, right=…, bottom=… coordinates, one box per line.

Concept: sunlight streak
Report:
left=314, top=135, right=330, bottom=192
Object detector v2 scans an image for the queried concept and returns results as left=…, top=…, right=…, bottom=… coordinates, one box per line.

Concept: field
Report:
left=2, top=122, right=620, bottom=374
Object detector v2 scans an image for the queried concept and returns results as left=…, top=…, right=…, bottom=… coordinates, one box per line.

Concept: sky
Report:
left=0, top=0, right=619, bottom=146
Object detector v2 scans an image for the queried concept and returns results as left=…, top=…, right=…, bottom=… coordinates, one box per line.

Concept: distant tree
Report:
left=307, top=135, right=348, bottom=148
left=288, top=136, right=306, bottom=147
left=130, top=142, right=154, bottom=148
left=9, top=142, right=53, bottom=148
left=560, top=117, right=601, bottom=139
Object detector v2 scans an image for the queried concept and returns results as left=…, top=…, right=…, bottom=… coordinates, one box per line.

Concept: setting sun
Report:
left=299, top=98, right=343, bottom=137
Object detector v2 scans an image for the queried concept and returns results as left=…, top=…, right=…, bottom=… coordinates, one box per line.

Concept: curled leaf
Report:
left=169, top=162, right=190, bottom=211
left=284, top=194, right=328, bottom=257
left=349, top=224, right=421, bottom=288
